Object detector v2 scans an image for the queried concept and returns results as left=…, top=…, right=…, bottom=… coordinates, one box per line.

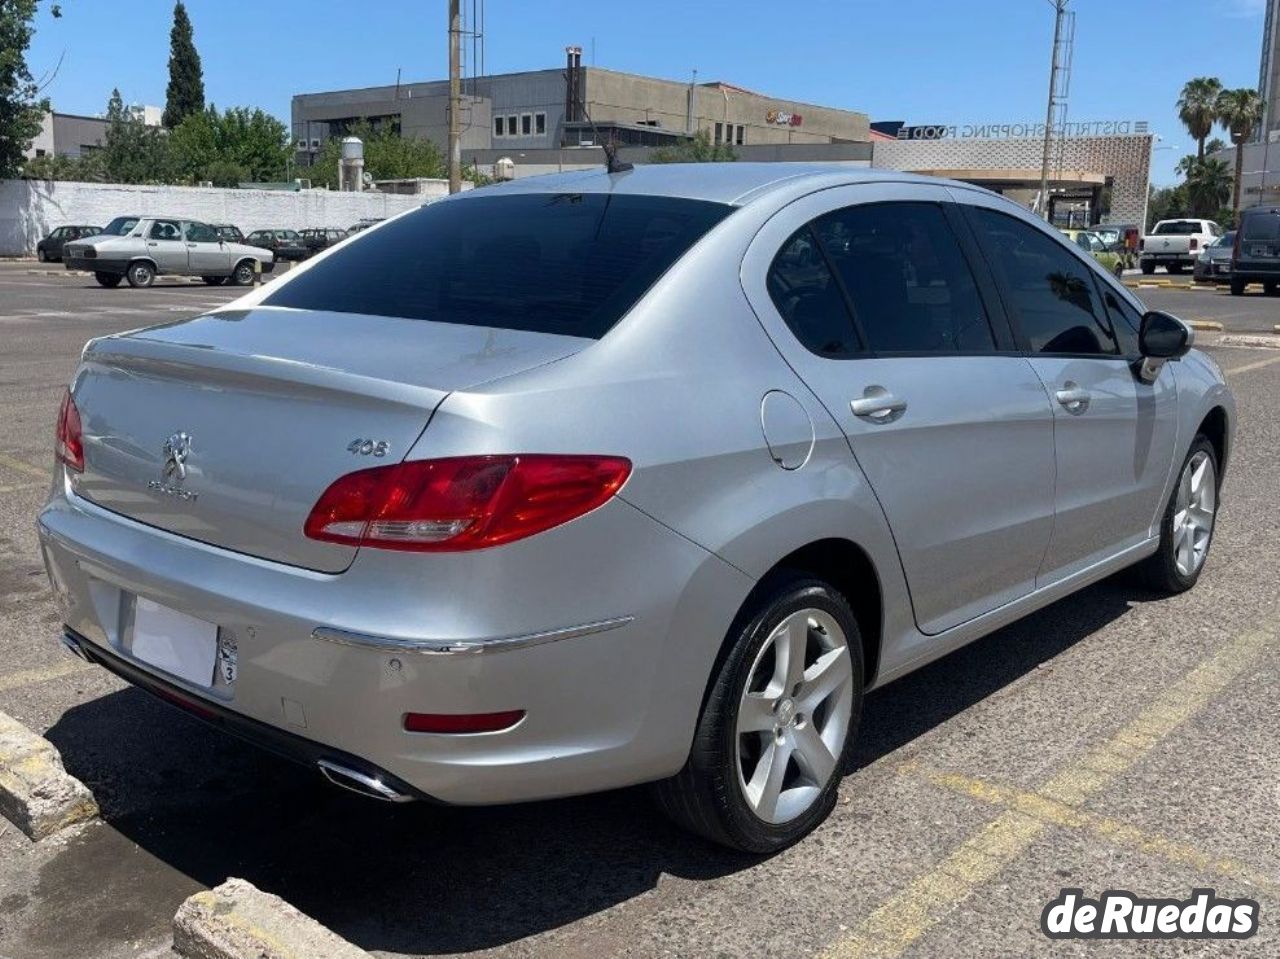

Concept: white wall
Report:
left=0, top=179, right=429, bottom=255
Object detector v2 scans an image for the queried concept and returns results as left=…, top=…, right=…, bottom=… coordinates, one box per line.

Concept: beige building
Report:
left=291, top=48, right=870, bottom=176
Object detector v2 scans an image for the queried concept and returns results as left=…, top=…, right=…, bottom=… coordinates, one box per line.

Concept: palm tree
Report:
left=1215, top=88, right=1265, bottom=215
left=1177, top=77, right=1223, bottom=160
left=1184, top=157, right=1233, bottom=217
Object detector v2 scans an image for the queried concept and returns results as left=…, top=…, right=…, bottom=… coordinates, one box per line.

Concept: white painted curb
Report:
left=173, top=878, right=370, bottom=959
left=0, top=710, right=98, bottom=840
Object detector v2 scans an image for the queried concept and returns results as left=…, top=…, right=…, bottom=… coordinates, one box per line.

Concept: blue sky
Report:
left=25, top=0, right=1267, bottom=184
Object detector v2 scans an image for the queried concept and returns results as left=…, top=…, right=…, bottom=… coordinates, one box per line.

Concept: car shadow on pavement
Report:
left=44, top=576, right=1143, bottom=956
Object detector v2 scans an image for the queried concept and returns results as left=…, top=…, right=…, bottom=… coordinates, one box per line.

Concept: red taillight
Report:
left=403, top=710, right=525, bottom=734
left=304, top=454, right=632, bottom=552
left=55, top=389, right=84, bottom=472
left=1189, top=237, right=1198, bottom=252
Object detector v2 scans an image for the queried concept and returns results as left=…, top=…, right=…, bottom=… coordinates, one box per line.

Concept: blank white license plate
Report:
left=130, top=596, right=218, bottom=687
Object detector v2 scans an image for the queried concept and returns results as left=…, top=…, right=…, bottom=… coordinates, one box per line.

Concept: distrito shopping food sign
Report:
left=766, top=109, right=803, bottom=127
left=897, top=119, right=1150, bottom=140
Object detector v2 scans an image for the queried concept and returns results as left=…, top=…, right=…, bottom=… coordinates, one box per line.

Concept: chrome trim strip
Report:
left=310, top=616, right=634, bottom=655
left=316, top=759, right=414, bottom=803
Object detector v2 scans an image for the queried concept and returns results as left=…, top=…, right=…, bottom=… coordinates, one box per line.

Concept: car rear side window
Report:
left=767, top=228, right=860, bottom=356
left=263, top=193, right=733, bottom=339
left=970, top=208, right=1119, bottom=356
left=813, top=202, right=996, bottom=354
left=1241, top=212, right=1280, bottom=241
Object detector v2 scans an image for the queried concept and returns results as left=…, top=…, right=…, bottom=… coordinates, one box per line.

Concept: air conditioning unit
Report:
left=296, top=139, right=308, bottom=150
left=310, top=138, right=321, bottom=149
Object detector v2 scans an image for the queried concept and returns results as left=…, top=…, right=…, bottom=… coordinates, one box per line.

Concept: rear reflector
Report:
left=304, top=454, right=631, bottom=552
left=55, top=388, right=84, bottom=472
left=403, top=710, right=525, bottom=734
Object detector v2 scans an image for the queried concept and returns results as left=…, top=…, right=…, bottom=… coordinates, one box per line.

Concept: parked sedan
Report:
left=42, top=166, right=1232, bottom=852
left=244, top=229, right=310, bottom=261
left=36, top=225, right=104, bottom=262
left=300, top=228, right=348, bottom=254
left=1193, top=231, right=1237, bottom=284
left=62, top=216, right=274, bottom=287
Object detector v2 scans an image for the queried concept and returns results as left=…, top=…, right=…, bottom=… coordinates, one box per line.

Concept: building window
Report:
left=736, top=125, right=745, bottom=145
left=521, top=113, right=532, bottom=136
left=35, top=148, right=46, bottom=158
left=493, top=116, right=504, bottom=138
left=506, top=115, right=518, bottom=136
left=535, top=112, right=546, bottom=135
left=714, top=122, right=723, bottom=144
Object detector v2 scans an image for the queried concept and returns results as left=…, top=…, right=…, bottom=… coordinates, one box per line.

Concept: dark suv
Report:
left=1231, top=206, right=1280, bottom=296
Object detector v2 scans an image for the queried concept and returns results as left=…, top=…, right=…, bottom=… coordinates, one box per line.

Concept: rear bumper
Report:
left=1231, top=261, right=1280, bottom=281
left=37, top=469, right=751, bottom=805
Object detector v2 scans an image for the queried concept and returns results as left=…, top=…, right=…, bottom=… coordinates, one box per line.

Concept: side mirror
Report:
left=1139, top=311, right=1192, bottom=359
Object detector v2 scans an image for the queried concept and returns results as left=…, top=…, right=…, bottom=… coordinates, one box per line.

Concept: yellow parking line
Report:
left=919, top=768, right=1280, bottom=899
left=1225, top=354, right=1280, bottom=376
left=821, top=623, right=1274, bottom=959
left=0, top=660, right=89, bottom=694
left=0, top=452, right=48, bottom=481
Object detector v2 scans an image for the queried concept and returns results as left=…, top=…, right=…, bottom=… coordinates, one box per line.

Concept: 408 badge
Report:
left=1042, top=888, right=1259, bottom=940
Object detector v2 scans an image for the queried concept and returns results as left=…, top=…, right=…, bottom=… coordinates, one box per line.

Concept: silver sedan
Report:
left=40, top=165, right=1233, bottom=851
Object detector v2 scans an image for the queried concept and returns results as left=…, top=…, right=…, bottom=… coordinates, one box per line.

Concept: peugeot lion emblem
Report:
left=163, top=431, right=192, bottom=481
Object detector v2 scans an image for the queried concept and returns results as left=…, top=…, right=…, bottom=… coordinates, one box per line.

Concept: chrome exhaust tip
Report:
left=60, top=632, right=92, bottom=662
left=317, top=758, right=414, bottom=803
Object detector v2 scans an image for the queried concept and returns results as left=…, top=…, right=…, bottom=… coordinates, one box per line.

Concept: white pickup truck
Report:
left=1140, top=218, right=1224, bottom=275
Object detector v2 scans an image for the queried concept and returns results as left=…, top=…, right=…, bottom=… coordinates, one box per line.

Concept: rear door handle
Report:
left=1055, top=383, right=1091, bottom=413
left=851, top=387, right=908, bottom=422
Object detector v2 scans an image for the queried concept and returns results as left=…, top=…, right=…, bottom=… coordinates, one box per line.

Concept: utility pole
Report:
left=1038, top=0, right=1068, bottom=220
left=448, top=0, right=462, bottom=193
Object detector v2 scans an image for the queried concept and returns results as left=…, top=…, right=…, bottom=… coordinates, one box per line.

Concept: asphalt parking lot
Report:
left=0, top=259, right=1278, bottom=958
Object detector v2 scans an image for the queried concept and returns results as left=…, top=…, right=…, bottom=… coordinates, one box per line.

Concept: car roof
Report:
left=481, top=163, right=967, bottom=207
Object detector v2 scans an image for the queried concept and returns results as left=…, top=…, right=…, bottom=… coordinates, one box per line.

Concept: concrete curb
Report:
left=1218, top=334, right=1280, bottom=350
left=173, top=878, right=370, bottom=959
left=1187, top=321, right=1224, bottom=332
left=0, top=710, right=98, bottom=841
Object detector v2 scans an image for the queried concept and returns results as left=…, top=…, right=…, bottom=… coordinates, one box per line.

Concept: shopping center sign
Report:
left=897, top=120, right=1149, bottom=140
left=766, top=110, right=803, bottom=127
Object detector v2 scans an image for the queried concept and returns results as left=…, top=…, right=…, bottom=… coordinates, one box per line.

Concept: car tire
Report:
left=126, top=261, right=155, bottom=288
left=1229, top=278, right=1246, bottom=296
left=1166, top=263, right=1184, bottom=275
left=202, top=276, right=227, bottom=286
left=1112, top=261, right=1124, bottom=279
left=37, top=248, right=47, bottom=262
left=651, top=574, right=864, bottom=853
left=1136, top=435, right=1219, bottom=594
left=1141, top=261, right=1156, bottom=275
left=231, top=259, right=256, bottom=286
left=94, top=272, right=122, bottom=288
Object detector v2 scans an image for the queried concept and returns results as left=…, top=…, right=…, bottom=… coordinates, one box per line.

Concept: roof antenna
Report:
left=582, top=101, right=632, bottom=175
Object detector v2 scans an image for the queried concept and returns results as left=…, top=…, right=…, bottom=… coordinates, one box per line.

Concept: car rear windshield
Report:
left=1241, top=212, right=1280, bottom=241
left=262, top=193, right=734, bottom=339
left=1153, top=221, right=1202, bottom=235
left=102, top=216, right=140, bottom=236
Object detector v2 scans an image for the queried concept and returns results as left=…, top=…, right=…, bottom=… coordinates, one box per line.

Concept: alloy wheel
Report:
left=735, top=608, right=853, bottom=824
left=1173, top=450, right=1216, bottom=578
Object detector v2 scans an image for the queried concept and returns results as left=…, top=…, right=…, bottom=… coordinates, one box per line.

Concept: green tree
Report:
left=1183, top=157, right=1233, bottom=217
left=1176, top=77, right=1223, bottom=162
left=1147, top=184, right=1188, bottom=230
left=102, top=88, right=173, bottom=183
left=2, top=0, right=60, bottom=178
left=170, top=105, right=289, bottom=183
left=1215, top=87, right=1265, bottom=216
left=301, top=121, right=445, bottom=187
left=647, top=129, right=736, bottom=164
left=162, top=0, right=204, bottom=128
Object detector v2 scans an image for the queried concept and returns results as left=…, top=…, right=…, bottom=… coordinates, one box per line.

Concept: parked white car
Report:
left=1140, top=219, right=1223, bottom=276
left=63, top=215, right=275, bottom=288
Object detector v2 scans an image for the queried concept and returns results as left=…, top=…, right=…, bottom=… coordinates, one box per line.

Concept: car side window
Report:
left=970, top=208, right=1119, bottom=356
left=813, top=202, right=996, bottom=354
left=1098, top=286, right=1142, bottom=356
left=185, top=222, right=217, bottom=242
left=767, top=228, right=861, bottom=357
left=149, top=220, right=181, bottom=241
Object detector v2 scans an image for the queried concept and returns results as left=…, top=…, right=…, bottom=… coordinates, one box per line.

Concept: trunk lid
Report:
left=71, top=306, right=588, bottom=573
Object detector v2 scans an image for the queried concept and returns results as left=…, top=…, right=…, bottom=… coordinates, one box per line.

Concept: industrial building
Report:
left=24, top=105, right=161, bottom=161
left=291, top=48, right=874, bottom=176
